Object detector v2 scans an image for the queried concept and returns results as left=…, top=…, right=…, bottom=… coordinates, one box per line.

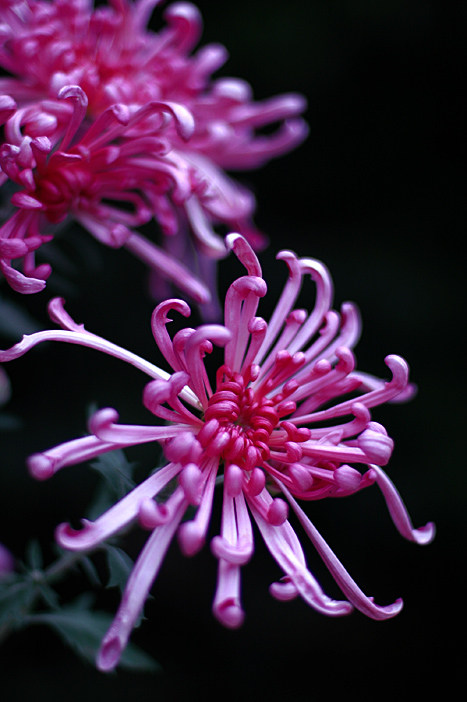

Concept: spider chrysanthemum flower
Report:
left=0, top=0, right=307, bottom=304
left=0, top=234, right=434, bottom=671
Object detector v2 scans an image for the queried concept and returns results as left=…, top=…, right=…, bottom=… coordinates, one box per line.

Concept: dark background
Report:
left=1, top=0, right=463, bottom=699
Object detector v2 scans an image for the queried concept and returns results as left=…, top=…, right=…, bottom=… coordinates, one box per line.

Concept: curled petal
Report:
left=47, top=297, right=85, bottom=332
left=372, top=466, right=436, bottom=545
left=179, top=463, right=204, bottom=505
left=357, top=423, right=394, bottom=466
left=132, top=100, right=195, bottom=142
left=334, top=466, right=363, bottom=492
left=163, top=1, right=203, bottom=53
left=245, top=467, right=266, bottom=496
left=178, top=462, right=218, bottom=556
left=164, top=431, right=203, bottom=465
left=27, top=435, right=128, bottom=480
left=57, top=84, right=88, bottom=151
left=184, top=324, right=231, bottom=405
left=281, top=483, right=405, bottom=620
left=224, top=463, right=244, bottom=497
left=177, top=519, right=206, bottom=556
left=226, top=233, right=262, bottom=277
left=269, top=576, right=299, bottom=601
left=138, top=497, right=172, bottom=529
left=0, top=259, right=46, bottom=294
left=151, top=299, right=191, bottom=372
left=267, top=498, right=289, bottom=526
left=211, top=536, right=253, bottom=566
left=251, top=504, right=352, bottom=617
left=212, top=560, right=245, bottom=629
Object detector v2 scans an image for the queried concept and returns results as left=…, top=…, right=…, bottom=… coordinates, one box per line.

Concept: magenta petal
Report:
left=96, top=491, right=187, bottom=672
left=212, top=559, right=245, bottom=629
left=372, top=466, right=436, bottom=545
left=282, top=484, right=405, bottom=620
left=56, top=462, right=183, bottom=550
left=0, top=260, right=46, bottom=294
left=249, top=493, right=352, bottom=617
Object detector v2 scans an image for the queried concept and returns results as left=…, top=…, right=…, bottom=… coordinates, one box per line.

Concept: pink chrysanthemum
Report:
left=0, top=234, right=434, bottom=671
left=0, top=0, right=307, bottom=303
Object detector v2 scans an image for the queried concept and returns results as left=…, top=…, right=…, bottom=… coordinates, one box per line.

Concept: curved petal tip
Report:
left=27, top=453, right=55, bottom=481
left=213, top=599, right=245, bottom=629
left=96, top=637, right=122, bottom=673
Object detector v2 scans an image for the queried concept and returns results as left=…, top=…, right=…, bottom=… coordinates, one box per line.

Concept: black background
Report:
left=1, top=1, right=464, bottom=699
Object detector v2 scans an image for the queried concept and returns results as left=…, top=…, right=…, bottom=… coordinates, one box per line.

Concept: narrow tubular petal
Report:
left=96, top=490, right=187, bottom=672
left=0, top=259, right=46, bottom=293
left=151, top=299, right=192, bottom=372
left=184, top=325, right=231, bottom=407
left=211, top=478, right=253, bottom=566
left=0, top=328, right=170, bottom=380
left=212, top=559, right=245, bottom=629
left=224, top=276, right=267, bottom=371
left=178, top=460, right=219, bottom=556
left=57, top=84, right=88, bottom=152
left=295, top=355, right=411, bottom=424
left=226, top=233, right=262, bottom=277
left=27, top=435, right=129, bottom=480
left=88, top=407, right=186, bottom=444
left=56, top=462, right=183, bottom=550
left=286, top=258, right=334, bottom=355
left=249, top=492, right=352, bottom=616
left=254, top=251, right=302, bottom=365
left=281, top=483, right=404, bottom=620
left=371, top=466, right=436, bottom=545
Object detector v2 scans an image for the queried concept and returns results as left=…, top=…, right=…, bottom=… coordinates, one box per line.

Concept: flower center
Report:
left=199, top=366, right=280, bottom=470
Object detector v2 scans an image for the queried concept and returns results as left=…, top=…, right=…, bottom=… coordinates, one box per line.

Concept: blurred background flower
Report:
left=0, top=0, right=307, bottom=313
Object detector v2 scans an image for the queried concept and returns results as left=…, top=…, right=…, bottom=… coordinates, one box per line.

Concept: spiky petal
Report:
left=0, top=234, right=434, bottom=670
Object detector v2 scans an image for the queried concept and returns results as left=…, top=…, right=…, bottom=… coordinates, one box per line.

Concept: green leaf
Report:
left=0, top=580, right=36, bottom=628
left=37, top=583, right=60, bottom=610
left=25, top=539, right=43, bottom=571
left=89, top=449, right=137, bottom=499
left=31, top=604, right=161, bottom=673
left=105, top=545, right=134, bottom=594
left=79, top=555, right=102, bottom=588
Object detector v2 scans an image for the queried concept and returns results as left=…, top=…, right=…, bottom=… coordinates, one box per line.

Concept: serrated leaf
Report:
left=105, top=545, right=134, bottom=593
left=31, top=605, right=161, bottom=673
left=117, top=639, right=162, bottom=673
left=84, top=481, right=116, bottom=521
left=89, top=449, right=137, bottom=499
left=25, top=539, right=43, bottom=571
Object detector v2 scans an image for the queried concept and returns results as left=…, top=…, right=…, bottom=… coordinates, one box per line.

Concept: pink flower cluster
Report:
left=0, top=234, right=435, bottom=671
left=0, top=0, right=307, bottom=303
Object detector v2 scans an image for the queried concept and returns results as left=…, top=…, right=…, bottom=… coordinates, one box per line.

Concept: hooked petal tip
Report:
left=213, top=598, right=245, bottom=629
left=96, top=636, right=122, bottom=673
left=27, top=453, right=55, bottom=480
